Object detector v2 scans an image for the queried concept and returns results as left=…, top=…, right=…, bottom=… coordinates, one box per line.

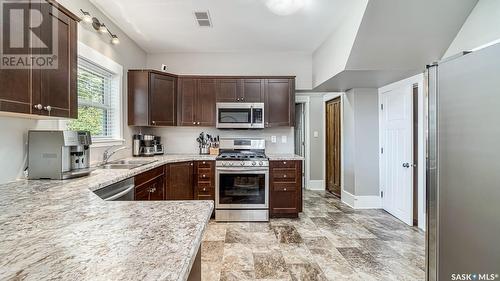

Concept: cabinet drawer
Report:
left=270, top=160, right=296, bottom=168
left=272, top=169, right=296, bottom=182
left=197, top=168, right=212, bottom=180
left=197, top=161, right=213, bottom=168
left=272, top=183, right=297, bottom=192
left=197, top=186, right=213, bottom=195
left=197, top=195, right=214, bottom=201
left=135, top=166, right=164, bottom=186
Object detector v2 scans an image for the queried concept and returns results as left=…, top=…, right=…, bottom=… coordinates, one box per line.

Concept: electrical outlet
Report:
left=313, top=131, right=319, bottom=138
left=271, top=136, right=277, bottom=143
left=281, top=135, right=287, bottom=143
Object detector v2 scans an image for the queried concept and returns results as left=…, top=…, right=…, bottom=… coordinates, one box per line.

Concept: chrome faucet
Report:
left=102, top=146, right=128, bottom=164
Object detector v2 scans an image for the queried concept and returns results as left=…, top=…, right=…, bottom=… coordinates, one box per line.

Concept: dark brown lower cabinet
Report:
left=270, top=160, right=303, bottom=218
left=134, top=166, right=165, bottom=200
left=166, top=161, right=195, bottom=200
left=194, top=161, right=215, bottom=200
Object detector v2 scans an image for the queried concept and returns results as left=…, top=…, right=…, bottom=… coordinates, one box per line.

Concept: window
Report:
left=65, top=42, right=123, bottom=144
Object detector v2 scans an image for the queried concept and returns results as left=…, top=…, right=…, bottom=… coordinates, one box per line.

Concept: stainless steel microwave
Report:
left=216, top=103, right=265, bottom=129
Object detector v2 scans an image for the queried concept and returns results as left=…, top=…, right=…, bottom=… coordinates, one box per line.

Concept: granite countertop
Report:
left=0, top=154, right=216, bottom=281
left=266, top=154, right=304, bottom=161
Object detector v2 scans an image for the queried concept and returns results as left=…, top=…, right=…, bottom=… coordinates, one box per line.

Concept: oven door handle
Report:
left=250, top=105, right=254, bottom=127
left=217, top=168, right=268, bottom=172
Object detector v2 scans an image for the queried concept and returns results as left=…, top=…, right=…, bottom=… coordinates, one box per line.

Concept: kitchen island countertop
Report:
left=0, top=154, right=216, bottom=281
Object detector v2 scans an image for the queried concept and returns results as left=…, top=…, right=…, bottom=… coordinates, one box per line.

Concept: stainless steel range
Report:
left=215, top=138, right=269, bottom=222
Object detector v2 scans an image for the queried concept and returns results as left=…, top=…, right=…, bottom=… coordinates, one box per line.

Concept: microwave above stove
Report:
left=216, top=102, right=264, bottom=129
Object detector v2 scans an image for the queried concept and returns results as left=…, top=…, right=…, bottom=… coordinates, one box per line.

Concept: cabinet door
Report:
left=215, top=79, right=240, bottom=102
left=150, top=73, right=177, bottom=126
left=39, top=5, right=77, bottom=118
left=196, top=79, right=216, bottom=126
left=135, top=184, right=150, bottom=201
left=166, top=162, right=194, bottom=200
left=178, top=78, right=197, bottom=126
left=265, top=79, right=294, bottom=127
left=148, top=175, right=165, bottom=200
left=0, top=69, right=32, bottom=114
left=241, top=79, right=264, bottom=102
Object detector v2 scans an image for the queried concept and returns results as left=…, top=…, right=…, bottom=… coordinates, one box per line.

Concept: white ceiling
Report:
left=90, top=0, right=360, bottom=53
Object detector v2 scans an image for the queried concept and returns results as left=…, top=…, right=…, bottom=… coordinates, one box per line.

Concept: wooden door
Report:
left=166, top=162, right=194, bottom=200
left=196, top=79, right=216, bottom=126
left=380, top=85, right=413, bottom=225
left=326, top=97, right=341, bottom=197
left=265, top=79, right=293, bottom=127
left=241, top=79, right=264, bottom=102
left=150, top=73, right=177, bottom=126
left=178, top=78, right=197, bottom=126
left=39, top=5, right=77, bottom=118
left=215, top=79, right=240, bottom=102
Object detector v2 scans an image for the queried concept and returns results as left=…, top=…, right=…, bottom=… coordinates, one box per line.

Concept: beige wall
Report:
left=306, top=95, right=325, bottom=181
left=444, top=0, right=500, bottom=58
left=0, top=0, right=147, bottom=184
left=147, top=52, right=312, bottom=90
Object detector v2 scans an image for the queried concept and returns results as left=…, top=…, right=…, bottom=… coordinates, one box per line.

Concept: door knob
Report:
left=33, top=104, right=43, bottom=110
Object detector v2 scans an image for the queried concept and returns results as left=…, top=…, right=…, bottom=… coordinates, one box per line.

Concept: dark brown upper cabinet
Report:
left=178, top=78, right=216, bottom=126
left=215, top=78, right=264, bottom=103
left=0, top=1, right=78, bottom=118
left=128, top=70, right=177, bottom=126
left=265, top=78, right=295, bottom=127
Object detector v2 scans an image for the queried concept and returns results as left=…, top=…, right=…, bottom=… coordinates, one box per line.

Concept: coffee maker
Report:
left=132, top=134, right=164, bottom=157
left=28, top=131, right=93, bottom=180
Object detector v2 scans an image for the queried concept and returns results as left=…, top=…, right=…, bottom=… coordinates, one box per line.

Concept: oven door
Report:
left=216, top=167, right=269, bottom=209
left=216, top=103, right=264, bottom=129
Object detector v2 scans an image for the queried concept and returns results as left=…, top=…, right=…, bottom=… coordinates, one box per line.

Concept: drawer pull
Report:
left=283, top=175, right=287, bottom=178
left=202, top=161, right=206, bottom=164
left=283, top=161, right=287, bottom=165
left=203, top=188, right=206, bottom=191
left=284, top=187, right=287, bottom=191
left=202, top=174, right=206, bottom=178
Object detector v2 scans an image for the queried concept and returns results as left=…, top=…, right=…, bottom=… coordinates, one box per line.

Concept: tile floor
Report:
left=201, top=190, right=425, bottom=281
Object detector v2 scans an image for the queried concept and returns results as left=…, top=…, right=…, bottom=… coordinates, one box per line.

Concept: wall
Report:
left=305, top=95, right=324, bottom=181
left=146, top=52, right=312, bottom=90
left=343, top=88, right=379, bottom=197
left=0, top=0, right=147, bottom=184
left=145, top=127, right=294, bottom=155
left=444, top=0, right=500, bottom=58
left=312, top=0, right=368, bottom=88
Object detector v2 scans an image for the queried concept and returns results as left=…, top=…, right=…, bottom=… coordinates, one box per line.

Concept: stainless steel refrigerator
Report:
left=427, top=42, right=500, bottom=280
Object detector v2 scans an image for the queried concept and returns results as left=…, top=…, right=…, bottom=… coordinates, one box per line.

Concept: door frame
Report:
left=378, top=73, right=426, bottom=230
left=295, top=95, right=310, bottom=190
left=323, top=93, right=345, bottom=195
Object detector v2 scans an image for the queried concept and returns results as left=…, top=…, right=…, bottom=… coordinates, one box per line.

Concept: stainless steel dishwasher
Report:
left=94, top=178, right=135, bottom=201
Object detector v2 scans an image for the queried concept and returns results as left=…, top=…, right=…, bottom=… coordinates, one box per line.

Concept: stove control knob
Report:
left=240, top=162, right=245, bottom=166
left=259, top=161, right=263, bottom=166
left=222, top=162, right=226, bottom=166
left=229, top=162, right=234, bottom=166
left=252, top=162, right=256, bottom=166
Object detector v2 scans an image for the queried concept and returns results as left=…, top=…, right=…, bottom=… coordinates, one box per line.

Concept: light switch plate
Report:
left=281, top=135, right=287, bottom=143
left=313, top=131, right=319, bottom=138
left=271, top=136, right=277, bottom=143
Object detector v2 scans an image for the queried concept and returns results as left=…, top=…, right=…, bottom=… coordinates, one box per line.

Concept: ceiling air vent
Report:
left=194, top=11, right=212, bottom=27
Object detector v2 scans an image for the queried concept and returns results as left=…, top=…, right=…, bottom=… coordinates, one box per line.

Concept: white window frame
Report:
left=61, top=42, right=124, bottom=147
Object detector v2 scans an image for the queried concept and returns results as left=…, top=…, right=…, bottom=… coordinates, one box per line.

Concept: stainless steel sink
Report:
left=98, top=159, right=157, bottom=170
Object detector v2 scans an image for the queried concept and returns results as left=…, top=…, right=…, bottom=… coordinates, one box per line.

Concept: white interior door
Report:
left=380, top=85, right=413, bottom=225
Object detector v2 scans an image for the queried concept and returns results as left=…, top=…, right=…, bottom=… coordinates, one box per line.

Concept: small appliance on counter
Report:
left=28, top=130, right=93, bottom=180
left=132, top=134, right=164, bottom=157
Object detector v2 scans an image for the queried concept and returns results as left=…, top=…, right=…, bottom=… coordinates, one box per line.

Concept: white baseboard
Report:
left=354, top=195, right=382, bottom=209
left=341, top=190, right=355, bottom=208
left=307, top=180, right=324, bottom=191
left=341, top=190, right=381, bottom=209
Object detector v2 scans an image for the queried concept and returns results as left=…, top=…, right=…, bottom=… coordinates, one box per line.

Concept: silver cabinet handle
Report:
left=283, top=161, right=287, bottom=165
left=190, top=163, right=193, bottom=166
left=236, top=98, right=240, bottom=101
left=33, top=104, right=43, bottom=110
left=202, top=174, right=206, bottom=178
left=193, top=122, right=196, bottom=125
left=283, top=175, right=287, bottom=178
left=241, top=97, right=244, bottom=101
left=202, top=187, right=206, bottom=191
left=44, top=105, right=52, bottom=112
left=202, top=161, right=206, bottom=164
left=197, top=122, right=200, bottom=125
left=284, top=188, right=287, bottom=191
left=152, top=121, right=156, bottom=125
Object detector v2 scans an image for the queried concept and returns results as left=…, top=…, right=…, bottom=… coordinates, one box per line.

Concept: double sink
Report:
left=99, top=159, right=158, bottom=170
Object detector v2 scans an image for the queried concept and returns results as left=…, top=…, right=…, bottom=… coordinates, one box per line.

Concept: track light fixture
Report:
left=80, top=9, right=119, bottom=45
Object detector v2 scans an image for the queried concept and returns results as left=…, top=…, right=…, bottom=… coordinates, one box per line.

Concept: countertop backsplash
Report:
left=145, top=126, right=295, bottom=154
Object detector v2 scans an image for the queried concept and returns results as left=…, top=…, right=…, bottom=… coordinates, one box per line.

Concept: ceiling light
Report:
left=110, top=35, right=120, bottom=45
left=80, top=9, right=92, bottom=23
left=265, top=0, right=306, bottom=16
left=99, top=24, right=108, bottom=33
